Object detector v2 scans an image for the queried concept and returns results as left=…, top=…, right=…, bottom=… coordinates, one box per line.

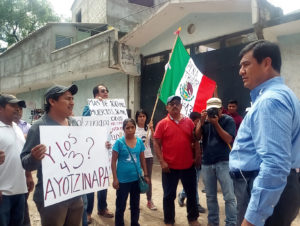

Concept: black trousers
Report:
left=115, top=180, right=140, bottom=226
left=162, top=166, right=199, bottom=224
left=265, top=169, right=300, bottom=226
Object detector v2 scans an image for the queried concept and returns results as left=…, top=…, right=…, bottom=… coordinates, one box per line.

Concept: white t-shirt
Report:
left=0, top=121, right=27, bottom=195
left=135, top=126, right=153, bottom=158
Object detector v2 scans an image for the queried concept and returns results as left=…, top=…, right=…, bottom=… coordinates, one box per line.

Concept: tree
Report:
left=0, top=0, right=60, bottom=47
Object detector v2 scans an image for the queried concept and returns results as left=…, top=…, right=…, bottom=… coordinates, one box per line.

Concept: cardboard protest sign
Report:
left=73, top=116, right=112, bottom=161
left=40, top=126, right=109, bottom=207
left=87, top=98, right=128, bottom=144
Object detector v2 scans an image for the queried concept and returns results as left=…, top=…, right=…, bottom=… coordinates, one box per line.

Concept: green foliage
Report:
left=0, top=0, right=60, bottom=46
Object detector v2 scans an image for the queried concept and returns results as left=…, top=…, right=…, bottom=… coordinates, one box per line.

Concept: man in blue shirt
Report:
left=229, top=40, right=300, bottom=226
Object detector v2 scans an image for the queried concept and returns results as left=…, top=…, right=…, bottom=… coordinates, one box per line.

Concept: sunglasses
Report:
left=100, top=89, right=109, bottom=93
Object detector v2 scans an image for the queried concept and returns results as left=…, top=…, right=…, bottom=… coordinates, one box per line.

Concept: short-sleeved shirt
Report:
left=202, top=114, right=236, bottom=165
left=0, top=121, right=27, bottom=195
left=17, top=120, right=31, bottom=135
left=154, top=115, right=194, bottom=169
left=135, top=126, right=153, bottom=158
left=113, top=136, right=145, bottom=183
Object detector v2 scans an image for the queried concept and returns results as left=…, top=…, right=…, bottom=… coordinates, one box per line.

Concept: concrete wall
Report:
left=71, top=0, right=166, bottom=32
left=141, top=12, right=252, bottom=56
left=16, top=88, right=47, bottom=124
left=278, top=33, right=300, bottom=98
left=0, top=26, right=118, bottom=94
left=107, top=0, right=166, bottom=32
left=72, top=0, right=107, bottom=23
left=17, top=72, right=135, bottom=124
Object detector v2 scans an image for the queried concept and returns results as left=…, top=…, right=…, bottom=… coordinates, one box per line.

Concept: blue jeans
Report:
left=162, top=166, right=199, bottom=224
left=0, top=193, right=26, bottom=226
left=202, top=161, right=237, bottom=226
left=231, top=174, right=255, bottom=226
left=179, top=167, right=201, bottom=205
left=115, top=180, right=140, bottom=226
left=86, top=189, right=108, bottom=215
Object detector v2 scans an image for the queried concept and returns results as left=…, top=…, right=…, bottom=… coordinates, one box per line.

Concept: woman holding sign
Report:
left=111, top=118, right=149, bottom=226
left=134, top=109, right=157, bottom=210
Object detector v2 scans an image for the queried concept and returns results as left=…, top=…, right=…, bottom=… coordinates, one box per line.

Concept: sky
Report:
left=48, top=0, right=73, bottom=19
left=48, top=0, right=300, bottom=17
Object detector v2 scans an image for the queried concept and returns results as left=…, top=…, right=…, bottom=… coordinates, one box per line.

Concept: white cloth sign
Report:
left=40, top=126, right=109, bottom=207
left=87, top=98, right=128, bottom=144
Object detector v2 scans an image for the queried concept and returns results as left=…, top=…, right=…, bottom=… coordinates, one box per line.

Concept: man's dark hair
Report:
left=228, top=100, right=238, bottom=105
left=92, top=84, right=108, bottom=98
left=189, top=112, right=201, bottom=121
left=44, top=92, right=64, bottom=113
left=239, top=40, right=282, bottom=73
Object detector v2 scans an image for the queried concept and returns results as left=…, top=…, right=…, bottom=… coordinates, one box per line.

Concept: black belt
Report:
left=292, top=168, right=300, bottom=173
left=229, top=170, right=259, bottom=179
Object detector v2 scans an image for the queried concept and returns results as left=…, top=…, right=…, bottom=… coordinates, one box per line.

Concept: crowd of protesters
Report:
left=0, top=40, right=299, bottom=226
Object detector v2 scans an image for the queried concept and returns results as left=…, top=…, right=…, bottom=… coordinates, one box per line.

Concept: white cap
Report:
left=206, top=97, right=222, bottom=110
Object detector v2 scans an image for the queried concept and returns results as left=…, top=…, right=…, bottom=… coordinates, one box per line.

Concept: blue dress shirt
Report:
left=229, top=76, right=300, bottom=226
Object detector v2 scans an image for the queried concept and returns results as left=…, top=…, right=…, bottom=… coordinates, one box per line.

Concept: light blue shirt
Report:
left=229, top=76, right=300, bottom=226
left=113, top=136, right=145, bottom=183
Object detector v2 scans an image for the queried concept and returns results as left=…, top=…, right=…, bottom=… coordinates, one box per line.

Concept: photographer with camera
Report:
left=195, top=97, right=237, bottom=226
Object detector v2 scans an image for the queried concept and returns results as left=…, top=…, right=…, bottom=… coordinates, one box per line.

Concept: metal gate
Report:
left=141, top=44, right=251, bottom=124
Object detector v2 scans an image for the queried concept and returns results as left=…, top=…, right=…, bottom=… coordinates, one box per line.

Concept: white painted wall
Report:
left=141, top=12, right=252, bottom=56
left=278, top=33, right=300, bottom=99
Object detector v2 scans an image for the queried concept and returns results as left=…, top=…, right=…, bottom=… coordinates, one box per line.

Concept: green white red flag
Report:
left=159, top=36, right=216, bottom=116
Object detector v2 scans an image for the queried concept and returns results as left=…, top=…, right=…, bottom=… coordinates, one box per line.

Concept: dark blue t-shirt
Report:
left=202, top=114, right=235, bottom=165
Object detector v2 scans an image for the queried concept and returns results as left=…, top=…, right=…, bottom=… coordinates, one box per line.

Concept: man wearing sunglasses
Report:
left=82, top=84, right=113, bottom=224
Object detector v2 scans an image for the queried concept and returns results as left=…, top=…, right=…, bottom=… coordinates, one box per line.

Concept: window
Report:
left=76, top=10, right=82, bottom=22
left=55, top=35, right=72, bottom=50
left=128, top=0, right=154, bottom=7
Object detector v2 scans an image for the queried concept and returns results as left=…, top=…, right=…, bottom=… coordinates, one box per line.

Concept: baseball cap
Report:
left=206, top=97, right=222, bottom=110
left=0, top=94, right=26, bottom=108
left=45, top=84, right=78, bottom=102
left=167, top=95, right=181, bottom=104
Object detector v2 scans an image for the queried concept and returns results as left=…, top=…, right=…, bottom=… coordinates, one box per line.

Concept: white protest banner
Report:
left=73, top=116, right=112, bottom=161
left=87, top=99, right=128, bottom=144
left=40, top=126, right=109, bottom=207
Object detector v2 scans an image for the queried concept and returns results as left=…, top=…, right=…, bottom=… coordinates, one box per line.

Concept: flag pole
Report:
left=145, top=28, right=181, bottom=142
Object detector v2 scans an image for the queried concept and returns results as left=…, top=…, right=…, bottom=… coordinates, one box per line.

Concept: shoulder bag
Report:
left=121, top=139, right=149, bottom=194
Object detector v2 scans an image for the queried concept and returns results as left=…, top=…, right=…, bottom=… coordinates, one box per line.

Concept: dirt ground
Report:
left=28, top=163, right=300, bottom=226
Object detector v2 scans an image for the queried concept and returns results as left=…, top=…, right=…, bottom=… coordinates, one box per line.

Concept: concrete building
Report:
left=119, top=0, right=300, bottom=121
left=71, top=0, right=167, bottom=32
left=1, top=0, right=300, bottom=123
left=0, top=0, right=166, bottom=121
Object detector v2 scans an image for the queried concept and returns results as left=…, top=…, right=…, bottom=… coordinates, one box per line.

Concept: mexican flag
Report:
left=160, top=36, right=216, bottom=116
